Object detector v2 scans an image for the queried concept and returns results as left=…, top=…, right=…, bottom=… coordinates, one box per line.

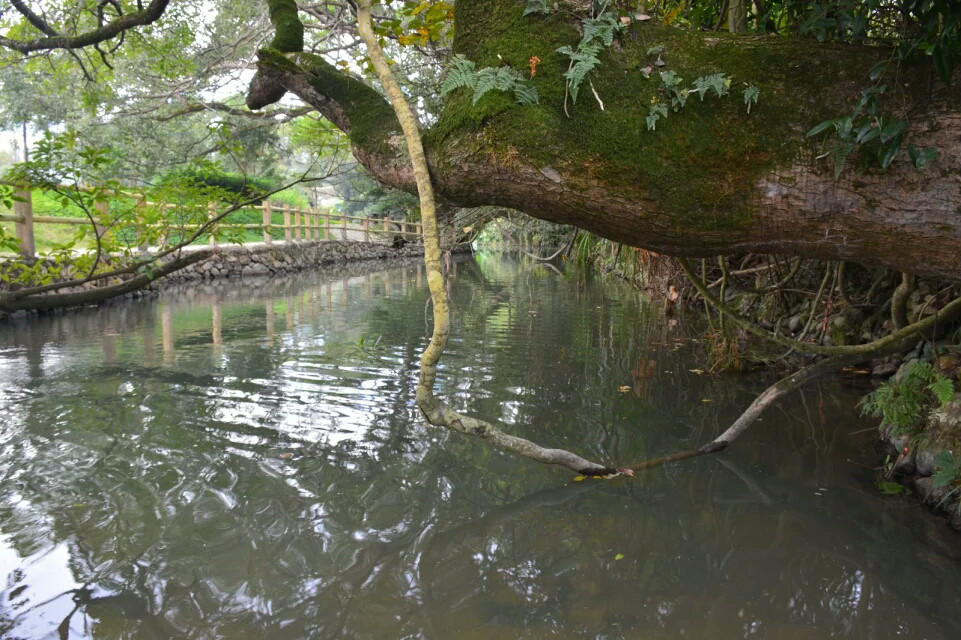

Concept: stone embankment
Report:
left=1, top=240, right=473, bottom=320
left=161, top=240, right=428, bottom=285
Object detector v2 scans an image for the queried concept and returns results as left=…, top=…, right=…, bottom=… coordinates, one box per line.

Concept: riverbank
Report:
left=562, top=240, right=961, bottom=532
left=0, top=239, right=471, bottom=321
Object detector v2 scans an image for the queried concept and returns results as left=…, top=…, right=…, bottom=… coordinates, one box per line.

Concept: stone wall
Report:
left=160, top=240, right=429, bottom=285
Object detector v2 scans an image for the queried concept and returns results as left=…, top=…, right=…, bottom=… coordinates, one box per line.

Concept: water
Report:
left=1, top=254, right=960, bottom=639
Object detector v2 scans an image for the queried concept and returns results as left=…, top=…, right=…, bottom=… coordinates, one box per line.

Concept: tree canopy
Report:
left=1, top=0, right=960, bottom=279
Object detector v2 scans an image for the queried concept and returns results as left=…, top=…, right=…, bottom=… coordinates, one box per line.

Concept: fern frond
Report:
left=472, top=67, right=498, bottom=104
left=560, top=41, right=602, bottom=104
left=929, top=377, right=956, bottom=406
left=513, top=82, right=539, bottom=106
left=523, top=0, right=549, bottom=16
left=441, top=55, right=476, bottom=95
left=581, top=14, right=624, bottom=47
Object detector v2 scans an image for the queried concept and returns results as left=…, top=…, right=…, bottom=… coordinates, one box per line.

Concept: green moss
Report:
left=293, top=53, right=402, bottom=158
left=431, top=0, right=884, bottom=234
left=267, top=0, right=304, bottom=52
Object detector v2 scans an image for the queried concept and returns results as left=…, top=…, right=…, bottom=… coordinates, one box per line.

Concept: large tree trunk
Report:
left=250, top=0, right=961, bottom=281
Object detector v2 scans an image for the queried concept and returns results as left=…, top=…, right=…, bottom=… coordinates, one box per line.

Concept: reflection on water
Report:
left=1, top=254, right=960, bottom=639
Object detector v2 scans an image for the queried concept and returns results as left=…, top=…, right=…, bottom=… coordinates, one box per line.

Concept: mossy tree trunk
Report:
left=250, top=0, right=961, bottom=281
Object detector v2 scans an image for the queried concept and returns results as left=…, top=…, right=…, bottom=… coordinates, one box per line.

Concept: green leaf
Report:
left=877, top=480, right=906, bottom=495
left=908, top=144, right=937, bottom=169
left=879, top=119, right=907, bottom=143
left=879, top=134, right=903, bottom=169
left=928, top=377, right=955, bottom=405
left=933, top=42, right=954, bottom=85
left=806, top=119, right=836, bottom=137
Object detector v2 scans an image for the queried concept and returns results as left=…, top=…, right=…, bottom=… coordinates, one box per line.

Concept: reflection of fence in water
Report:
left=153, top=265, right=425, bottom=363
left=0, top=185, right=423, bottom=259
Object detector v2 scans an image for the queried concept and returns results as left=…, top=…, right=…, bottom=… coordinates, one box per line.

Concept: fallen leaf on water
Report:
left=614, top=553, right=624, bottom=560
left=617, top=385, right=631, bottom=392
left=701, top=398, right=712, bottom=402
left=279, top=452, right=293, bottom=460
left=689, top=368, right=705, bottom=375
left=573, top=475, right=586, bottom=482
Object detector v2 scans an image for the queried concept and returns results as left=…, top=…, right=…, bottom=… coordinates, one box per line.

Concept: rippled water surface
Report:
left=2, top=254, right=961, bottom=639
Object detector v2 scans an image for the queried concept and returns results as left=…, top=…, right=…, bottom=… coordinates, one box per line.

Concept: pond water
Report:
left=1, top=254, right=960, bottom=639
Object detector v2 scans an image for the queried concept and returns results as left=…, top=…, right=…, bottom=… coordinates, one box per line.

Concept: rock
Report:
left=916, top=449, right=938, bottom=477
left=242, top=263, right=270, bottom=278
left=936, top=352, right=961, bottom=378
left=871, top=361, right=898, bottom=377
left=913, top=477, right=953, bottom=506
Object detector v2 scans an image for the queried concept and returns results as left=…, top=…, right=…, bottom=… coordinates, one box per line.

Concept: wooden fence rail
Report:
left=0, top=186, right=423, bottom=259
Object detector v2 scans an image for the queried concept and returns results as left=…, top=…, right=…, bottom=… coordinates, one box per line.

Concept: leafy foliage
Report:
left=643, top=61, right=753, bottom=131
left=553, top=8, right=625, bottom=110
left=556, top=42, right=603, bottom=104
left=742, top=84, right=760, bottom=113
left=806, top=83, right=936, bottom=177
left=523, top=0, right=550, bottom=16
left=441, top=54, right=538, bottom=106
left=861, top=360, right=955, bottom=437
left=933, top=451, right=961, bottom=488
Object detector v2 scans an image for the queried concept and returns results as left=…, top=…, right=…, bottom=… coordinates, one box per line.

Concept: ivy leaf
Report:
left=933, top=42, right=955, bottom=86
left=806, top=119, right=836, bottom=137
left=932, top=451, right=961, bottom=488
left=742, top=84, right=759, bottom=114
left=908, top=144, right=937, bottom=169
left=879, top=119, right=907, bottom=144
left=879, top=133, right=903, bottom=169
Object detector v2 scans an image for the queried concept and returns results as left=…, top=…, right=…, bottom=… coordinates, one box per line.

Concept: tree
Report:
left=2, top=1, right=957, bottom=279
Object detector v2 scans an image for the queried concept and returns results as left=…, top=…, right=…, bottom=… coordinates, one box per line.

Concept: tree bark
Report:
left=250, top=0, right=961, bottom=281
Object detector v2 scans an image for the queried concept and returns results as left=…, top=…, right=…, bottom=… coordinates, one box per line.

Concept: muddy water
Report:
left=1, top=254, right=959, bottom=639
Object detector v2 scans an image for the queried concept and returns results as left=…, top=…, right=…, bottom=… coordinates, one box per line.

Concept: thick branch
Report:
left=1, top=249, right=211, bottom=312
left=0, top=0, right=171, bottom=53
left=253, top=0, right=961, bottom=280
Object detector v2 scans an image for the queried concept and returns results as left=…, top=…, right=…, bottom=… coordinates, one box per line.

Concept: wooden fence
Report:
left=0, top=186, right=423, bottom=259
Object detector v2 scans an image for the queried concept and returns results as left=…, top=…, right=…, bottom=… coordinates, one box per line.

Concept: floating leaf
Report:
left=614, top=553, right=624, bottom=560
left=618, top=385, right=631, bottom=392
left=573, top=475, right=586, bottom=482
left=877, top=480, right=905, bottom=495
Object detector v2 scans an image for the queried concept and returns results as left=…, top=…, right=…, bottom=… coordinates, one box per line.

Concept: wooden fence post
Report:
left=283, top=204, right=292, bottom=243
left=208, top=202, right=218, bottom=247
left=324, top=210, right=330, bottom=240
left=363, top=217, right=370, bottom=242
left=341, top=213, right=347, bottom=241
left=294, top=208, right=302, bottom=241
left=135, top=194, right=148, bottom=252
left=13, top=188, right=35, bottom=259
left=94, top=200, right=108, bottom=243
left=262, top=200, right=272, bottom=245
